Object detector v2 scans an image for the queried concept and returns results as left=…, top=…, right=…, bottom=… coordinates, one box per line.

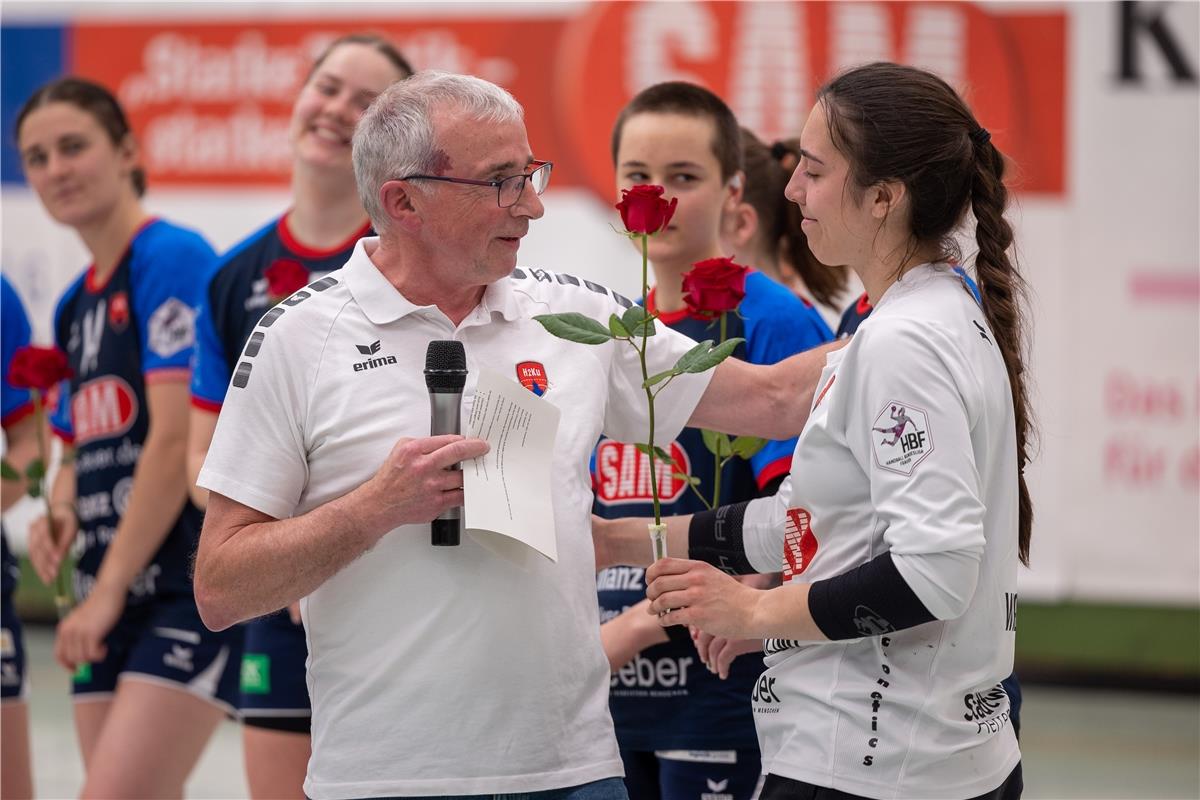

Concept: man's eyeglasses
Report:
left=401, top=160, right=553, bottom=208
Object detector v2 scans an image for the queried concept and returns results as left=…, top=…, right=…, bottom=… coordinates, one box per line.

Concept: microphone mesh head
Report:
left=425, top=340, right=467, bottom=390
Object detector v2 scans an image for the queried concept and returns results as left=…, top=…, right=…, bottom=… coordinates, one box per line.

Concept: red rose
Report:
left=8, top=346, right=73, bottom=392
left=265, top=259, right=310, bottom=300
left=616, top=185, right=678, bottom=235
left=681, top=257, right=750, bottom=319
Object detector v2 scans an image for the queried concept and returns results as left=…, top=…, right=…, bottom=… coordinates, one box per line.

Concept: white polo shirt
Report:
left=740, top=264, right=1021, bottom=799
left=198, top=237, right=711, bottom=799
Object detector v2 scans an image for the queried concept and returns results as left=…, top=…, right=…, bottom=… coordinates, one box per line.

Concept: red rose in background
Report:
left=8, top=346, right=73, bottom=392
left=682, top=257, right=750, bottom=319
left=265, top=259, right=310, bottom=300
left=616, top=185, right=677, bottom=235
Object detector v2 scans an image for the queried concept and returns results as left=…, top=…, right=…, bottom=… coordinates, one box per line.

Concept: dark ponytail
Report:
left=970, top=136, right=1035, bottom=565
left=819, top=62, right=1035, bottom=564
left=740, top=129, right=848, bottom=309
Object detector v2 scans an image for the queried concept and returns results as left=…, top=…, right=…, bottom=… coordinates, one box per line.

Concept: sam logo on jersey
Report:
left=781, top=508, right=818, bottom=582
left=71, top=376, right=138, bottom=445
left=871, top=401, right=934, bottom=476
left=594, top=440, right=691, bottom=505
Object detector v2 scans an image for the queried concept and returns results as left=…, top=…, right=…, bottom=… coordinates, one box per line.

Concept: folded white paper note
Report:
left=463, top=367, right=561, bottom=561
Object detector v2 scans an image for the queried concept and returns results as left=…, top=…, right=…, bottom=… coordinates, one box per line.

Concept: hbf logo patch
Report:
left=782, top=508, right=818, bottom=582
left=516, top=361, right=549, bottom=396
left=871, top=401, right=934, bottom=475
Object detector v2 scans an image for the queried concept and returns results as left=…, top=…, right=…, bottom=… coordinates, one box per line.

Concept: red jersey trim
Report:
left=277, top=213, right=371, bottom=260
left=190, top=396, right=223, bottom=413
left=756, top=455, right=792, bottom=491
left=1, top=403, right=35, bottom=430
left=86, top=217, right=159, bottom=294
left=51, top=424, right=75, bottom=445
left=144, top=367, right=191, bottom=385
left=645, top=288, right=693, bottom=325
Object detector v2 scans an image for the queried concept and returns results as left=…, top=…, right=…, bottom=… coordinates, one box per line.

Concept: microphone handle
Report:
left=429, top=390, right=463, bottom=546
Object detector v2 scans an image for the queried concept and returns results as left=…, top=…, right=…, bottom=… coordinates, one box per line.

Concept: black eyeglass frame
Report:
left=400, top=160, right=553, bottom=208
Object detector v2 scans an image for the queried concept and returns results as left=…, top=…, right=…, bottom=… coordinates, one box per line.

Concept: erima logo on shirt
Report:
left=353, top=341, right=397, bottom=372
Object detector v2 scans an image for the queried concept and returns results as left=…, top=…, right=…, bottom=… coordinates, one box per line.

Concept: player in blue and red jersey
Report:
left=595, top=83, right=833, bottom=800
left=1, top=274, right=38, bottom=800
left=16, top=77, right=238, bottom=798
left=186, top=35, right=411, bottom=800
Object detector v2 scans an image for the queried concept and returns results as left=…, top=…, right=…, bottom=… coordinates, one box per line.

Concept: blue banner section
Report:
left=2, top=25, right=69, bottom=185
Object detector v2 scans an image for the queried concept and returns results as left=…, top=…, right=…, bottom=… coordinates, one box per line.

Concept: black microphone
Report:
left=425, top=340, right=468, bottom=546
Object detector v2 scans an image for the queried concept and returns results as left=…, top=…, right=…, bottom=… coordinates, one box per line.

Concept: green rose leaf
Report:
left=672, top=471, right=702, bottom=487
left=731, top=436, right=768, bottom=459
left=533, top=313, right=613, bottom=345
left=621, top=306, right=656, bottom=337
left=0, top=460, right=20, bottom=481
left=26, top=481, right=42, bottom=499
left=642, top=368, right=678, bottom=389
left=701, top=429, right=733, bottom=458
left=674, top=337, right=744, bottom=374
left=634, top=443, right=674, bottom=463
left=24, top=458, right=45, bottom=482
left=607, top=313, right=630, bottom=339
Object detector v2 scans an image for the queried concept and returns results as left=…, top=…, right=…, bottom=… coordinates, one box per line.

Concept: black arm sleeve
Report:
left=807, top=552, right=936, bottom=640
left=688, top=501, right=757, bottom=575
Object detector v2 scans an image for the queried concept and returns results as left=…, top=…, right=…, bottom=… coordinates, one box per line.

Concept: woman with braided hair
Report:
left=596, top=61, right=1032, bottom=799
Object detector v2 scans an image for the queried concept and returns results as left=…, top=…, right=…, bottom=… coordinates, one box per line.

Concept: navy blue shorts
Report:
left=239, top=610, right=310, bottom=732
left=1, top=591, right=27, bottom=702
left=621, top=749, right=762, bottom=800
left=70, top=593, right=241, bottom=713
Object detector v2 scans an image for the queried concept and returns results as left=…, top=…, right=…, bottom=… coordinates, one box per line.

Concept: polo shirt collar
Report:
left=343, top=237, right=424, bottom=325
left=344, top=236, right=526, bottom=326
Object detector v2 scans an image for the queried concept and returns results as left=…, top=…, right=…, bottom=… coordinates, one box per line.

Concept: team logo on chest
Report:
left=72, top=376, right=138, bottom=445
left=515, top=360, right=550, bottom=396
left=108, top=291, right=130, bottom=332
left=782, top=508, right=819, bottom=582
left=594, top=440, right=690, bottom=505
left=871, top=401, right=934, bottom=475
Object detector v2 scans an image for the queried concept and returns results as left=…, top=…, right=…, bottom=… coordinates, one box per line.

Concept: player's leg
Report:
left=240, top=613, right=311, bottom=799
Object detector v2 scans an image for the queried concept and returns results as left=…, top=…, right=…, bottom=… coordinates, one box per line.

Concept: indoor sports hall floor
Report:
left=19, top=625, right=1200, bottom=800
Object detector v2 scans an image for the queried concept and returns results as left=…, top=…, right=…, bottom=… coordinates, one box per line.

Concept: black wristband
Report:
left=688, top=501, right=756, bottom=575
left=808, top=552, right=936, bottom=640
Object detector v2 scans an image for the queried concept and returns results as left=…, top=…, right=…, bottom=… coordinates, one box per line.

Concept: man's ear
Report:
left=722, top=202, right=758, bottom=250
left=867, top=179, right=908, bottom=221
left=379, top=180, right=421, bottom=233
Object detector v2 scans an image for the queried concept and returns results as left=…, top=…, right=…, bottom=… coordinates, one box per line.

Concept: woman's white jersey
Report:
left=742, top=263, right=1021, bottom=799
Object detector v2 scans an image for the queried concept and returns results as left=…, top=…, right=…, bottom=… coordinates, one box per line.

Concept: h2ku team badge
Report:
left=871, top=401, right=934, bottom=475
left=782, top=508, right=818, bottom=583
left=516, top=361, right=549, bottom=396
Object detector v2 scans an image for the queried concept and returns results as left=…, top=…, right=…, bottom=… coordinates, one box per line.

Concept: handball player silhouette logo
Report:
left=871, top=401, right=933, bottom=475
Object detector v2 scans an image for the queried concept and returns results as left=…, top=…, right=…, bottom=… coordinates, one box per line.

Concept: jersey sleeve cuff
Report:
left=755, top=455, right=792, bottom=491
left=144, top=367, right=191, bottom=384
left=1, top=403, right=34, bottom=430
left=190, top=395, right=224, bottom=413
left=196, top=466, right=293, bottom=520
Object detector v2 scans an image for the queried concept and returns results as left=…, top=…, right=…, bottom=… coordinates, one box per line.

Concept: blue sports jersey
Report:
left=594, top=270, right=833, bottom=752
left=50, top=219, right=215, bottom=605
left=2, top=275, right=34, bottom=600
left=191, top=215, right=371, bottom=409
left=1, top=275, right=34, bottom=429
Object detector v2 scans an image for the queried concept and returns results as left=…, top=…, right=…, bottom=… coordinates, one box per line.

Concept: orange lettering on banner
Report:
left=71, top=3, right=1063, bottom=195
